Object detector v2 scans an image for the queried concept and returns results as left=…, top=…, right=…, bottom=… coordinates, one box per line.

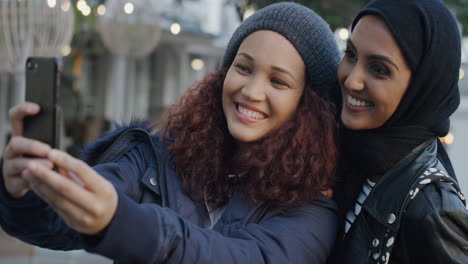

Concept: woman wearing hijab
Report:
left=0, top=3, right=341, bottom=263
left=329, top=0, right=468, bottom=263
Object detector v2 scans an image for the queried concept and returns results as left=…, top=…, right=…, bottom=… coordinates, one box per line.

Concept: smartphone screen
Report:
left=23, top=57, right=61, bottom=149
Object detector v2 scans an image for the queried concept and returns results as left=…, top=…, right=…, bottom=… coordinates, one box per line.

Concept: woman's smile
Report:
left=235, top=103, right=268, bottom=123
left=222, top=30, right=305, bottom=143
left=338, top=15, right=411, bottom=130
left=344, top=91, right=374, bottom=112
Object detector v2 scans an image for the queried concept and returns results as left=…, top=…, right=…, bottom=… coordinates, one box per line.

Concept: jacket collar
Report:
left=362, top=139, right=440, bottom=232
left=80, top=121, right=155, bottom=165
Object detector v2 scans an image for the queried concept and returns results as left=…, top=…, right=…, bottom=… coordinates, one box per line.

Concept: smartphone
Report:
left=23, top=57, right=62, bottom=149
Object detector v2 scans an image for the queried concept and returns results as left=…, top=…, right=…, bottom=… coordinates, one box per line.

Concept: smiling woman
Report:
left=339, top=15, right=411, bottom=130
left=329, top=0, right=468, bottom=263
left=0, top=2, right=342, bottom=264
left=222, top=30, right=306, bottom=147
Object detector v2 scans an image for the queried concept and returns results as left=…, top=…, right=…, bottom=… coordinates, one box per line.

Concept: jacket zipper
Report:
left=93, top=128, right=167, bottom=207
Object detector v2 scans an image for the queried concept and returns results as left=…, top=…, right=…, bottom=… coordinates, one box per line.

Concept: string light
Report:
left=61, top=1, right=70, bottom=12
left=243, top=8, right=255, bottom=20
left=124, top=2, right=134, bottom=14
left=170, top=23, right=181, bottom=35
left=440, top=132, right=455, bottom=145
left=339, top=28, right=349, bottom=40
left=77, top=0, right=86, bottom=11
left=82, top=5, right=91, bottom=16
left=97, top=4, right=106, bottom=16
left=47, top=0, right=56, bottom=8
left=61, top=45, right=71, bottom=56
left=191, top=58, right=204, bottom=71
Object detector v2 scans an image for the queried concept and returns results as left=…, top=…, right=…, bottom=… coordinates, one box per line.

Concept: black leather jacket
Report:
left=329, top=140, right=468, bottom=263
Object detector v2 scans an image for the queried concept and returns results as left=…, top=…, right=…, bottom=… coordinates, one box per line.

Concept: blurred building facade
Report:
left=59, top=0, right=241, bottom=149
left=0, top=0, right=241, bottom=151
left=0, top=0, right=239, bottom=263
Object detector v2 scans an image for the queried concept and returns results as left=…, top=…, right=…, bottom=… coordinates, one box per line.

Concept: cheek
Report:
left=222, top=74, right=238, bottom=107
left=222, top=71, right=234, bottom=95
left=337, top=61, right=349, bottom=86
left=222, top=68, right=244, bottom=96
left=222, top=77, right=233, bottom=113
left=221, top=84, right=228, bottom=107
left=272, top=92, right=302, bottom=121
left=376, top=81, right=408, bottom=114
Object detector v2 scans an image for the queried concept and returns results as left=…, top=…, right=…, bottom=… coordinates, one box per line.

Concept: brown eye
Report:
left=271, top=78, right=290, bottom=89
left=235, top=64, right=251, bottom=74
left=370, top=63, right=390, bottom=76
left=272, top=78, right=286, bottom=85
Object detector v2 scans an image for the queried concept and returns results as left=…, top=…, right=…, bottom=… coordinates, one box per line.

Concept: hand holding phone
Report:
left=1, top=57, right=60, bottom=198
left=23, top=57, right=61, bottom=149
left=2, top=103, right=53, bottom=198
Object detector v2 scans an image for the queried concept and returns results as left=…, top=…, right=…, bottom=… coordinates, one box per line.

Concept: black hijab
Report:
left=339, top=0, right=461, bottom=183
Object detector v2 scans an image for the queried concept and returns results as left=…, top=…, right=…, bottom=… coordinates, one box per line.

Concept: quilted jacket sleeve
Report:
left=0, top=142, right=151, bottom=251
left=0, top=158, right=87, bottom=250
left=85, top=191, right=338, bottom=264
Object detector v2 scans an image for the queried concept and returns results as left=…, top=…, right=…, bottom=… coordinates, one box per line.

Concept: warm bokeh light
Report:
left=191, top=58, right=204, bottom=71
left=339, top=28, right=349, bottom=40
left=243, top=8, right=255, bottom=20
left=97, top=4, right=106, bottom=16
left=61, top=45, right=71, bottom=56
left=460, top=68, right=464, bottom=80
left=47, top=0, right=56, bottom=8
left=170, top=23, right=181, bottom=35
left=124, top=2, right=134, bottom=14
left=82, top=5, right=91, bottom=16
left=61, top=1, right=70, bottom=12
left=77, top=0, right=86, bottom=11
left=440, top=132, right=455, bottom=145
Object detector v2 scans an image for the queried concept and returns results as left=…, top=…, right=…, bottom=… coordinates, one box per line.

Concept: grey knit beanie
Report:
left=222, top=2, right=340, bottom=100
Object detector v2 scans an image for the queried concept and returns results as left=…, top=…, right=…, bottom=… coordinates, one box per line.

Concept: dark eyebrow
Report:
left=368, top=55, right=399, bottom=71
left=237, top=52, right=253, bottom=61
left=236, top=52, right=297, bottom=81
left=347, top=39, right=399, bottom=71
left=272, top=66, right=297, bottom=81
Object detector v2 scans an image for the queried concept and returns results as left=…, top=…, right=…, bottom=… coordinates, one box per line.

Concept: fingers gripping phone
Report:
left=24, top=57, right=62, bottom=149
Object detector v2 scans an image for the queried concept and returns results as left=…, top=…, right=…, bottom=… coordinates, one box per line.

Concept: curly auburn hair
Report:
left=161, top=69, right=337, bottom=208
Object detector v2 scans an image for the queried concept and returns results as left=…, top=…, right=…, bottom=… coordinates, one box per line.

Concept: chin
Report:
left=341, top=120, right=360, bottom=130
left=228, top=126, right=261, bottom=143
left=341, top=112, right=365, bottom=130
left=231, top=132, right=259, bottom=143
left=341, top=116, right=382, bottom=130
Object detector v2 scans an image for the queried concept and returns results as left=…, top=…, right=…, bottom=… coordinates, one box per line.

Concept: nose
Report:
left=342, top=64, right=365, bottom=92
left=240, top=75, right=267, bottom=101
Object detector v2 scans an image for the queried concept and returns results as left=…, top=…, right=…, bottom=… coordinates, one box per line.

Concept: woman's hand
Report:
left=24, top=149, right=118, bottom=235
left=2, top=103, right=53, bottom=198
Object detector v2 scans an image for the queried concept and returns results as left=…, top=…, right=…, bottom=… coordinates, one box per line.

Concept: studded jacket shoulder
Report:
left=328, top=140, right=468, bottom=264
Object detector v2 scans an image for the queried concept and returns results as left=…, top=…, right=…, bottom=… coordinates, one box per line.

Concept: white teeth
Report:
left=238, top=105, right=266, bottom=119
left=347, top=94, right=372, bottom=107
